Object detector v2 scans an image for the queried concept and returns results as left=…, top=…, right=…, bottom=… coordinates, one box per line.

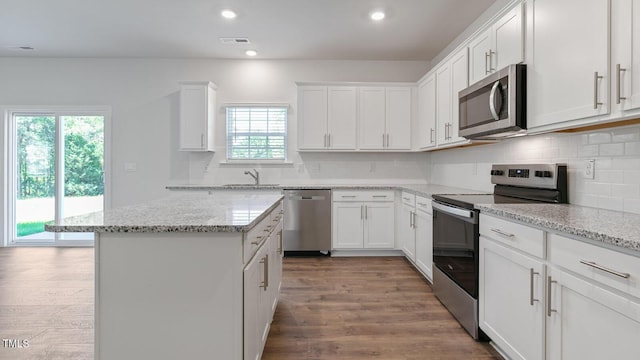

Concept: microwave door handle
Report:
left=489, top=80, right=502, bottom=120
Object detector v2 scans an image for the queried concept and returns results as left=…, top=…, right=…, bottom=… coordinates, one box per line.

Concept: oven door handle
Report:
left=432, top=201, right=476, bottom=222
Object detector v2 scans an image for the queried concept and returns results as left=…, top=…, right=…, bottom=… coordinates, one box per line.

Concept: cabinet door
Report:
left=327, top=86, right=357, bottom=149
left=417, top=74, right=437, bottom=149
left=359, top=87, right=386, bottom=149
left=180, top=83, right=214, bottom=151
left=414, top=208, right=433, bottom=281
left=436, top=64, right=451, bottom=146
left=244, top=246, right=265, bottom=360
left=479, top=237, right=545, bottom=360
left=612, top=0, right=640, bottom=112
left=385, top=87, right=412, bottom=150
left=546, top=266, right=640, bottom=360
left=468, top=28, right=493, bottom=85
left=399, top=204, right=416, bottom=261
left=449, top=48, right=470, bottom=144
left=332, top=202, right=364, bottom=249
left=298, top=86, right=328, bottom=149
left=493, top=3, right=524, bottom=71
left=528, top=0, right=609, bottom=129
left=363, top=202, right=395, bottom=249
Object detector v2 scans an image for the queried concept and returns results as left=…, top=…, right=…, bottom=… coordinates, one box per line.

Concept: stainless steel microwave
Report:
left=459, top=64, right=526, bottom=139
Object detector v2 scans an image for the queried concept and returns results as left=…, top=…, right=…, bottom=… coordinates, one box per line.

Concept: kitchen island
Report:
left=45, top=191, right=284, bottom=360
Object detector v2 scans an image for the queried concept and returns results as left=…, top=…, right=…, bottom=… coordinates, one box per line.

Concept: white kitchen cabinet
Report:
left=297, top=86, right=357, bottom=150
left=611, top=0, right=640, bottom=113
left=179, top=81, right=216, bottom=151
left=479, top=236, right=544, bottom=360
left=332, top=191, right=395, bottom=250
left=359, top=87, right=412, bottom=150
left=527, top=0, right=609, bottom=129
left=546, top=265, right=640, bottom=360
left=414, top=197, right=433, bottom=281
left=436, top=48, right=469, bottom=147
left=469, top=3, right=524, bottom=85
left=398, top=192, right=416, bottom=261
left=416, top=73, right=437, bottom=149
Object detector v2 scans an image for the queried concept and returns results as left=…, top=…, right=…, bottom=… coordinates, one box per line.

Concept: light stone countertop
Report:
left=477, top=203, right=640, bottom=254
left=45, top=191, right=283, bottom=233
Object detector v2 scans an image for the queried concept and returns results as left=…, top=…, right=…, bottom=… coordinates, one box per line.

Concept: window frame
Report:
left=224, top=104, right=289, bottom=163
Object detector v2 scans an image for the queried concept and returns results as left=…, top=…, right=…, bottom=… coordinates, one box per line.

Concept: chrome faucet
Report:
left=244, top=169, right=260, bottom=185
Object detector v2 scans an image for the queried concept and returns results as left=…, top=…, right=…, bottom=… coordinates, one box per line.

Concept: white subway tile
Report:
left=595, top=158, right=612, bottom=170
left=578, top=145, right=599, bottom=157
left=612, top=157, right=640, bottom=170
left=625, top=142, right=640, bottom=155
left=583, top=182, right=611, bottom=195
left=588, top=132, right=612, bottom=144
left=597, top=169, right=624, bottom=183
left=612, top=127, right=640, bottom=142
left=611, top=183, right=640, bottom=197
left=572, top=193, right=598, bottom=207
left=598, top=196, right=624, bottom=211
left=623, top=170, right=640, bottom=184
left=599, top=143, right=625, bottom=156
left=623, top=198, right=640, bottom=214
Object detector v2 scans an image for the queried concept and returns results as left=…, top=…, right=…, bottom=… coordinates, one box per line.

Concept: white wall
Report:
left=429, top=124, right=640, bottom=214
left=0, top=57, right=429, bottom=209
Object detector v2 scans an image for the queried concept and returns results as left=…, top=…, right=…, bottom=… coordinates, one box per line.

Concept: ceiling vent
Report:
left=219, top=37, right=250, bottom=44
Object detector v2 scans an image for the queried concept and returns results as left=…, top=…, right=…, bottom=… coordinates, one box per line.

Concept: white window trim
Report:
left=1, top=105, right=112, bottom=247
left=225, top=104, right=289, bottom=162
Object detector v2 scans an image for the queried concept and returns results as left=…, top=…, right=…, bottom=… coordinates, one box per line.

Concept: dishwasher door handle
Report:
left=291, top=196, right=326, bottom=201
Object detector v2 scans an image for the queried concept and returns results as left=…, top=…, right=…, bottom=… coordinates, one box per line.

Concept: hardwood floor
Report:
left=0, top=248, right=501, bottom=360
left=263, top=256, right=502, bottom=360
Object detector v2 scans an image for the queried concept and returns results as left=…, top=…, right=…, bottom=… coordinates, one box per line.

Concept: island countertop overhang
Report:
left=44, top=191, right=284, bottom=233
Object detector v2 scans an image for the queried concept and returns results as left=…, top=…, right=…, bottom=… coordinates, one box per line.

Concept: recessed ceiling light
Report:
left=245, top=50, right=257, bottom=57
left=221, top=9, right=237, bottom=19
left=370, top=11, right=385, bottom=21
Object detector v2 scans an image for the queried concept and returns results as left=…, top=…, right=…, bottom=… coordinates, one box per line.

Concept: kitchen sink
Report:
left=222, top=183, right=281, bottom=187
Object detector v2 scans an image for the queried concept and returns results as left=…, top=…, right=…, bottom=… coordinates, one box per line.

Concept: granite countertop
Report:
left=166, top=184, right=485, bottom=199
left=45, top=192, right=283, bottom=233
left=477, top=203, right=640, bottom=254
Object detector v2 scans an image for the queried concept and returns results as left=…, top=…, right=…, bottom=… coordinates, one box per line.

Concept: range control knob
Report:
left=543, top=171, right=553, bottom=178
left=490, top=170, right=504, bottom=176
left=534, top=170, right=543, bottom=177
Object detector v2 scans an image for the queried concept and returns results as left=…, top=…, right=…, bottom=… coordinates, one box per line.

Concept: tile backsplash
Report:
left=429, top=124, right=640, bottom=214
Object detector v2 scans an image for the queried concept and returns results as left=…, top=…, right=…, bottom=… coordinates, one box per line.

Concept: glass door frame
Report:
left=3, top=106, right=112, bottom=247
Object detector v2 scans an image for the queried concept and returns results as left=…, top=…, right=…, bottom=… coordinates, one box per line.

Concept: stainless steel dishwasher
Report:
left=283, top=189, right=331, bottom=254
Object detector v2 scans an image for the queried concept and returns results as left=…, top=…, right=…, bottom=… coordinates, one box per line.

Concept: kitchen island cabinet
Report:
left=46, top=192, right=284, bottom=360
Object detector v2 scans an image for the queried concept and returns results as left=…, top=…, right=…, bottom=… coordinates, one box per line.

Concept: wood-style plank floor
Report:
left=0, top=248, right=501, bottom=360
left=263, top=256, right=502, bottom=360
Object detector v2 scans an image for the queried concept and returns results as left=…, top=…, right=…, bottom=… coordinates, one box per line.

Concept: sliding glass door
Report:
left=9, top=110, right=107, bottom=245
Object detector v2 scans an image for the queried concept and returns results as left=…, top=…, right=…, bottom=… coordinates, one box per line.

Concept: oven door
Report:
left=432, top=201, right=479, bottom=297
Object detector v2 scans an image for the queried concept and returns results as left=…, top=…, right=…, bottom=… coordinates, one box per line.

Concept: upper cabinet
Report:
left=297, top=86, right=357, bottom=150
left=359, top=87, right=412, bottom=150
left=416, top=73, right=437, bottom=149
left=436, top=48, right=470, bottom=147
left=179, top=81, right=216, bottom=151
left=469, top=3, right=524, bottom=85
left=612, top=0, right=640, bottom=114
left=527, top=0, right=610, bottom=130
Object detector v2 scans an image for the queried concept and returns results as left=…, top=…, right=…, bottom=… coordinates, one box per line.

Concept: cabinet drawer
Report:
left=269, top=201, right=284, bottom=225
left=401, top=192, right=415, bottom=207
left=479, top=214, right=545, bottom=258
left=333, top=190, right=394, bottom=202
left=548, top=233, right=640, bottom=299
left=415, top=196, right=432, bottom=214
left=243, top=215, right=270, bottom=264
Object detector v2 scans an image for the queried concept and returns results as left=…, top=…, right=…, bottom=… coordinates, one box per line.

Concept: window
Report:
left=226, top=106, right=287, bottom=161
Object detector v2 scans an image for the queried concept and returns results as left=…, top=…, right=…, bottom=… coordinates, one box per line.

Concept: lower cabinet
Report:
left=398, top=192, right=416, bottom=261
left=479, top=236, right=544, bottom=360
left=243, top=213, right=283, bottom=360
left=332, top=191, right=395, bottom=250
left=480, top=213, right=640, bottom=360
left=414, top=197, right=433, bottom=281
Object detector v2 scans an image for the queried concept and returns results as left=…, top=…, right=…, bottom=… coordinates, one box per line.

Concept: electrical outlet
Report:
left=124, top=162, right=137, bottom=172
left=584, top=159, right=595, bottom=179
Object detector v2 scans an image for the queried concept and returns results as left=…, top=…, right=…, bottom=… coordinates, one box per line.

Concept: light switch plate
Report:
left=124, top=162, right=137, bottom=172
left=584, top=159, right=595, bottom=179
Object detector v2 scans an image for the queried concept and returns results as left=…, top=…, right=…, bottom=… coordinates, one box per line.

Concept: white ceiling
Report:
left=0, top=0, right=497, bottom=60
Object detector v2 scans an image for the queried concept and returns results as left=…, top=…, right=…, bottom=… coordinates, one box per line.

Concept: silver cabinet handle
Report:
left=488, top=50, right=495, bottom=72
left=372, top=195, right=387, bottom=198
left=261, top=254, right=269, bottom=290
left=617, top=64, right=627, bottom=104
left=489, top=81, right=502, bottom=120
left=430, top=128, right=435, bottom=143
left=251, top=235, right=264, bottom=245
left=360, top=205, right=363, bottom=219
left=530, top=268, right=539, bottom=306
left=409, top=211, right=414, bottom=228
left=386, top=133, right=390, bottom=148
left=413, top=211, right=417, bottom=228
left=417, top=202, right=427, bottom=207
left=341, top=195, right=356, bottom=198
left=490, top=228, right=515, bottom=238
left=579, top=260, right=630, bottom=279
left=594, top=71, right=604, bottom=109
left=365, top=205, right=368, bottom=219
left=547, top=276, right=557, bottom=317
left=485, top=52, right=490, bottom=75
left=382, top=133, right=386, bottom=148
left=277, top=231, right=283, bottom=254
left=328, top=133, right=331, bottom=148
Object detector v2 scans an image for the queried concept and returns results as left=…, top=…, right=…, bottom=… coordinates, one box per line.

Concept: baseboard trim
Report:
left=331, top=249, right=404, bottom=257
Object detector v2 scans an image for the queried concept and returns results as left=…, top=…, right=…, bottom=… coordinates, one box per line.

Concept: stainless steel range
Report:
left=431, top=163, right=568, bottom=340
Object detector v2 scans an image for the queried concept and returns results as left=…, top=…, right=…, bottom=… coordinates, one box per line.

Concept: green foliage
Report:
left=17, top=221, right=46, bottom=237
left=65, top=134, right=104, bottom=196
